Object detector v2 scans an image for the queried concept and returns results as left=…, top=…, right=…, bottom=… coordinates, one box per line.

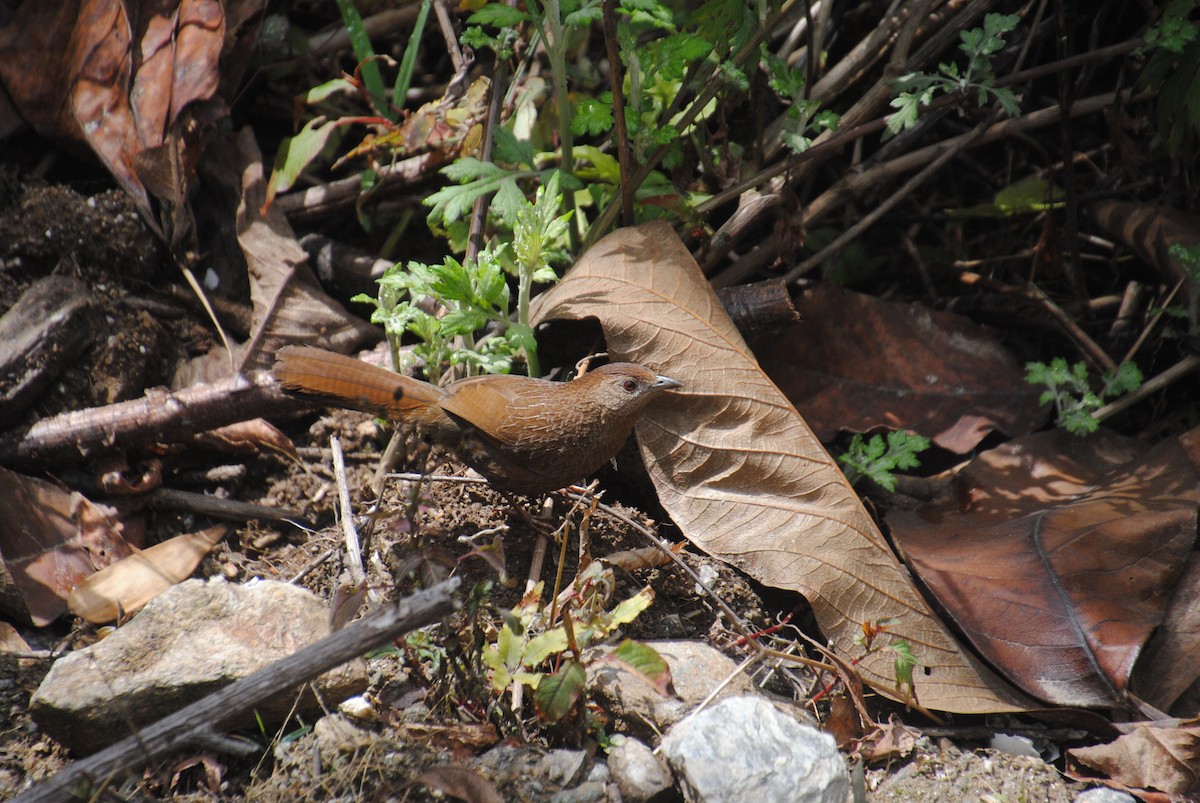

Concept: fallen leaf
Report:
left=1133, top=553, right=1200, bottom=713
left=531, top=221, right=1034, bottom=714
left=0, top=0, right=228, bottom=227
left=0, top=467, right=134, bottom=625
left=1068, top=719, right=1200, bottom=797
left=411, top=765, right=504, bottom=803
left=68, top=525, right=228, bottom=623
left=173, top=130, right=378, bottom=386
left=889, top=429, right=1200, bottom=707
left=756, top=283, right=1046, bottom=453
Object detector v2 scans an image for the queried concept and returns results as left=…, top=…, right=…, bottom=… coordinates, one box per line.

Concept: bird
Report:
left=272, top=345, right=683, bottom=496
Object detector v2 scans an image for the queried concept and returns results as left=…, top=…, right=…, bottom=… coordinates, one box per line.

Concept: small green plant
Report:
left=839, top=430, right=932, bottom=492
left=1169, top=242, right=1200, bottom=281
left=1142, top=0, right=1199, bottom=55
left=355, top=171, right=571, bottom=380
left=887, top=12, right=1022, bottom=136
left=760, top=44, right=840, bottom=154
left=483, top=564, right=671, bottom=723
left=855, top=618, right=921, bottom=708
left=1025, top=358, right=1143, bottom=435
left=1139, top=0, right=1200, bottom=158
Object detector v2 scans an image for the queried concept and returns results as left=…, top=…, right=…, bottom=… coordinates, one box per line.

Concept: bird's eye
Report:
left=621, top=379, right=638, bottom=393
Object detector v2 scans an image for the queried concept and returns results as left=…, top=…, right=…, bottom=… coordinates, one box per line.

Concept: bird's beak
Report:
left=653, top=375, right=683, bottom=390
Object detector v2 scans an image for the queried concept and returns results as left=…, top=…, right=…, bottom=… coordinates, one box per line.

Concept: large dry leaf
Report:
left=889, top=429, right=1200, bottom=708
left=0, top=0, right=226, bottom=225
left=0, top=466, right=134, bottom=625
left=756, top=283, right=1046, bottom=453
left=531, top=221, right=1034, bottom=714
left=1068, top=719, right=1200, bottom=797
left=68, top=524, right=228, bottom=623
left=173, top=129, right=377, bottom=386
left=1133, top=553, right=1200, bottom=713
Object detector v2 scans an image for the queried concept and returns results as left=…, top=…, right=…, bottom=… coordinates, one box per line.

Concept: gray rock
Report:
left=540, top=749, right=590, bottom=787
left=30, top=577, right=367, bottom=753
left=607, top=736, right=672, bottom=801
left=592, top=640, right=811, bottom=736
left=1074, top=788, right=1136, bottom=803
left=660, top=695, right=847, bottom=803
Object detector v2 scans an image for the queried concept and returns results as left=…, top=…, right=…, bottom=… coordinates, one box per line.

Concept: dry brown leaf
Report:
left=1134, top=553, right=1200, bottom=713
left=68, top=524, right=228, bottom=623
left=0, top=467, right=134, bottom=625
left=1068, top=719, right=1200, bottom=797
left=531, top=221, right=1033, bottom=714
left=172, top=130, right=377, bottom=387
left=757, top=284, right=1046, bottom=453
left=411, top=765, right=504, bottom=803
left=0, top=0, right=227, bottom=226
left=889, top=429, right=1200, bottom=708
left=234, top=129, right=377, bottom=369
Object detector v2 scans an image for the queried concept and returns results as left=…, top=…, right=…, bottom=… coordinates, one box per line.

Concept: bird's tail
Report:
left=273, top=345, right=447, bottom=421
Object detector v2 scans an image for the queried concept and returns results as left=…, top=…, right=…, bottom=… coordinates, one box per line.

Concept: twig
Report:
left=12, top=579, right=461, bottom=803
left=0, top=371, right=310, bottom=467
left=147, top=488, right=307, bottom=526
left=1023, top=283, right=1117, bottom=373
left=331, top=436, right=368, bottom=591
left=1094, top=354, right=1200, bottom=422
left=561, top=490, right=759, bottom=644
left=782, top=112, right=997, bottom=284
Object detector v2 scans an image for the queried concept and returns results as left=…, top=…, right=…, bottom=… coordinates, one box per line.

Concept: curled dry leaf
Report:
left=0, top=466, right=135, bottom=625
left=1133, top=553, right=1200, bottom=713
left=0, top=0, right=228, bottom=224
left=174, top=130, right=377, bottom=386
left=889, top=428, right=1200, bottom=708
left=1068, top=718, right=1200, bottom=797
left=756, top=283, right=1046, bottom=453
left=68, top=524, right=228, bottom=623
left=531, top=221, right=1033, bottom=714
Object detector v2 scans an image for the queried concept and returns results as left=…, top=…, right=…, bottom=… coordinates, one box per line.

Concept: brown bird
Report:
left=273, top=346, right=682, bottom=496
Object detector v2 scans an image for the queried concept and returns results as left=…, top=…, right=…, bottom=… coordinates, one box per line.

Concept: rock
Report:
left=1074, top=788, right=1136, bottom=803
left=30, top=577, right=367, bottom=753
left=539, top=749, right=590, bottom=787
left=592, top=639, right=808, bottom=736
left=660, top=695, right=847, bottom=803
left=607, top=736, right=672, bottom=801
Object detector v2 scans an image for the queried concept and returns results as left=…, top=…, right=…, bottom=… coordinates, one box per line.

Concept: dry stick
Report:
left=1094, top=354, right=1200, bottom=423
left=0, top=371, right=310, bottom=466
left=275, top=151, right=441, bottom=221
left=1122, top=278, right=1186, bottom=365
left=465, top=41, right=513, bottom=261
left=331, top=435, right=368, bottom=592
left=781, top=114, right=996, bottom=284
left=432, top=0, right=469, bottom=84
left=710, top=89, right=1142, bottom=287
left=602, top=0, right=634, bottom=227
left=12, top=579, right=461, bottom=803
left=1022, top=283, right=1118, bottom=373
left=147, top=488, right=306, bottom=526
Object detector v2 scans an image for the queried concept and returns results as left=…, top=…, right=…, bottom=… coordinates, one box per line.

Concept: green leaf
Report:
left=611, top=639, right=674, bottom=696
left=572, top=97, right=615, bottom=137
left=534, top=660, right=586, bottom=722
left=523, top=628, right=571, bottom=667
left=468, top=3, right=531, bottom=27
left=608, top=587, right=654, bottom=627
left=334, top=0, right=393, bottom=119
left=265, top=118, right=339, bottom=206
